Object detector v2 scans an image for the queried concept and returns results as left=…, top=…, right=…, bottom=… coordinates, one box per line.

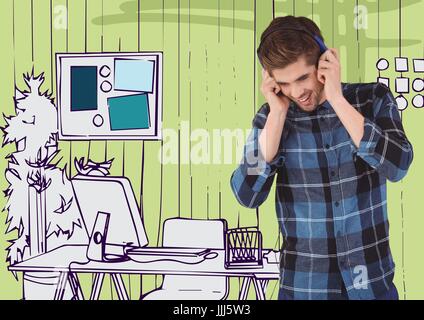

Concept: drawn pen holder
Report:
left=224, top=227, right=263, bottom=269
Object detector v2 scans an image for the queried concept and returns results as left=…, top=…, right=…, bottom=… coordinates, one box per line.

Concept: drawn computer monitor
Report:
left=71, top=174, right=149, bottom=257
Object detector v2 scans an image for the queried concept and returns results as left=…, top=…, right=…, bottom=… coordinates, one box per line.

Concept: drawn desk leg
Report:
left=239, top=277, right=252, bottom=300
left=53, top=271, right=69, bottom=300
left=111, top=273, right=130, bottom=300
left=90, top=273, right=105, bottom=300
left=252, top=278, right=269, bottom=300
left=68, top=272, right=84, bottom=300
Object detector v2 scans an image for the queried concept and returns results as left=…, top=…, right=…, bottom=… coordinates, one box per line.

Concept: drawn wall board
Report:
left=56, top=52, right=163, bottom=140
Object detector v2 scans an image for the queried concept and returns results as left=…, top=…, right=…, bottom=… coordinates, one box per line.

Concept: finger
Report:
left=262, top=78, right=279, bottom=92
left=262, top=68, right=271, bottom=79
left=319, top=51, right=331, bottom=63
left=319, top=50, right=330, bottom=61
left=320, top=49, right=337, bottom=64
left=318, top=68, right=329, bottom=76
left=318, top=60, right=333, bottom=69
left=265, top=74, right=278, bottom=85
left=330, top=48, right=339, bottom=61
left=327, top=49, right=339, bottom=64
left=263, top=81, right=273, bottom=89
left=263, top=69, right=273, bottom=79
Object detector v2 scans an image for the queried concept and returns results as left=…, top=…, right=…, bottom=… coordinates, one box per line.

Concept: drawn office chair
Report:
left=141, top=218, right=229, bottom=300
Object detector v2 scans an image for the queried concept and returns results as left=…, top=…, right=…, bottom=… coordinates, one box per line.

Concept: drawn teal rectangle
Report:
left=107, top=94, right=150, bottom=130
left=70, top=66, right=98, bottom=111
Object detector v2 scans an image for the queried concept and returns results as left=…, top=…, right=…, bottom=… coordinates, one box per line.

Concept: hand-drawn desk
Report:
left=9, top=245, right=280, bottom=300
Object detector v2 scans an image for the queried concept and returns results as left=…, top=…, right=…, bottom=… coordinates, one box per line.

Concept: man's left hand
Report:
left=317, top=48, right=343, bottom=103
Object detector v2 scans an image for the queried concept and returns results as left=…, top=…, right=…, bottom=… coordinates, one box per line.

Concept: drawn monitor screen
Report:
left=56, top=52, right=162, bottom=140
left=71, top=175, right=149, bottom=255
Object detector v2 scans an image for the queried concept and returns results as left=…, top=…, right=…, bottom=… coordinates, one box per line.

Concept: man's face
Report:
left=271, top=56, right=326, bottom=112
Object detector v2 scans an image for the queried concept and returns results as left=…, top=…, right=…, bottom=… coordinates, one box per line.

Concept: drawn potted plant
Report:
left=1, top=71, right=87, bottom=299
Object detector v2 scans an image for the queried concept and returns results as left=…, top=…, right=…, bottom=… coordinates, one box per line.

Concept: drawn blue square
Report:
left=114, top=59, right=154, bottom=92
left=108, top=94, right=150, bottom=130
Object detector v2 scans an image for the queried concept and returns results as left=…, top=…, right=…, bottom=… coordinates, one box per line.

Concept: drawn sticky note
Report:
left=114, top=59, right=154, bottom=92
left=71, top=66, right=98, bottom=111
left=395, top=57, right=408, bottom=72
left=413, top=59, right=424, bottom=73
left=395, top=77, right=409, bottom=94
left=378, top=77, right=390, bottom=88
left=108, top=94, right=150, bottom=130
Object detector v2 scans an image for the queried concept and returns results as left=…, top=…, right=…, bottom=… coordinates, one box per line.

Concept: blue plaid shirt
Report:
left=230, top=82, right=413, bottom=300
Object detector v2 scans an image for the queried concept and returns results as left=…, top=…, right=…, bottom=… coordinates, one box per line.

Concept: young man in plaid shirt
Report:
left=230, top=16, right=413, bottom=300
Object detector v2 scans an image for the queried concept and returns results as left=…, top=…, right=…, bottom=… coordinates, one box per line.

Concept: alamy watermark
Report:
left=353, top=265, right=369, bottom=290
left=160, top=121, right=268, bottom=173
left=53, top=5, right=67, bottom=30
left=354, top=5, right=368, bottom=30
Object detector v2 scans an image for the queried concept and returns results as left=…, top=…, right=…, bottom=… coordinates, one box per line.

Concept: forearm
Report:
left=330, top=96, right=365, bottom=148
left=230, top=102, right=286, bottom=209
left=258, top=108, right=288, bottom=163
left=330, top=91, right=413, bottom=182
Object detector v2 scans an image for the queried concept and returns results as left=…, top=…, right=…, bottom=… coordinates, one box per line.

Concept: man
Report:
left=230, top=16, right=413, bottom=300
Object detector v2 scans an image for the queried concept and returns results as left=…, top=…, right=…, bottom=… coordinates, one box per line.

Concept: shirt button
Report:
left=335, top=201, right=340, bottom=207
left=325, top=144, right=330, bottom=150
left=331, top=170, right=336, bottom=177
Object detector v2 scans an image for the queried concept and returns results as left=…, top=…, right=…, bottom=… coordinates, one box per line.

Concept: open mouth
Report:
left=298, top=93, right=311, bottom=105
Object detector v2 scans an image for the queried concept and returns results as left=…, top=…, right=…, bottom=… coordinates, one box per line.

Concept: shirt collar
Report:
left=288, top=99, right=330, bottom=114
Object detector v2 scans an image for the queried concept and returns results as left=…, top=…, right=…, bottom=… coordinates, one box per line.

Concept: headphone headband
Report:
left=257, top=27, right=327, bottom=56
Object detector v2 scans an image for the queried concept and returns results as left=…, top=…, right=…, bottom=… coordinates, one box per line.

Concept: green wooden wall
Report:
left=0, top=0, right=423, bottom=300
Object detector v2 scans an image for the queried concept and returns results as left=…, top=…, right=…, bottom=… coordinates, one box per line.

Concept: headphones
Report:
left=257, top=27, right=327, bottom=56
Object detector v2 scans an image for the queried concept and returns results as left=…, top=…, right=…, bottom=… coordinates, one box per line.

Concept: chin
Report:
left=298, top=102, right=318, bottom=113
left=301, top=106, right=318, bottom=113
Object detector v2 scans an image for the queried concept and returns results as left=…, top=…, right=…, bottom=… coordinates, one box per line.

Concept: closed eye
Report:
left=297, top=75, right=308, bottom=82
left=277, top=73, right=310, bottom=86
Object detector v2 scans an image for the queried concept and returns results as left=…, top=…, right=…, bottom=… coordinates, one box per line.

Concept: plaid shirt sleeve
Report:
left=230, top=104, right=285, bottom=208
left=351, top=83, right=414, bottom=182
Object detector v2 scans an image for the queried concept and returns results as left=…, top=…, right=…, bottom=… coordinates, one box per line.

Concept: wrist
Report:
left=266, top=96, right=289, bottom=113
left=268, top=106, right=288, bottom=119
left=328, top=94, right=346, bottom=107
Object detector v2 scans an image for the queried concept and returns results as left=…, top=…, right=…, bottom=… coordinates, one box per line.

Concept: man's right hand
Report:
left=258, top=69, right=290, bottom=164
left=260, top=69, right=291, bottom=114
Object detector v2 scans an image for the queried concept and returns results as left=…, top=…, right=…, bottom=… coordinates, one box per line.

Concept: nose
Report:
left=292, top=85, right=305, bottom=100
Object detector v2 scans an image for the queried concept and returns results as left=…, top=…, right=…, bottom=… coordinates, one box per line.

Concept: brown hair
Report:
left=257, top=16, right=325, bottom=75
